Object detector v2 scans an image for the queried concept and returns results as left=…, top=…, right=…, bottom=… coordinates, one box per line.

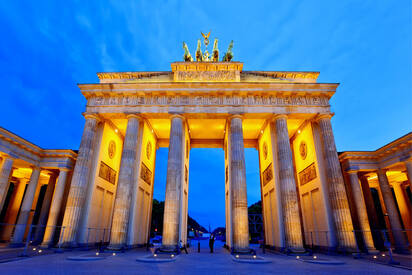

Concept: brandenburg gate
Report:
left=7, top=36, right=399, bottom=255
left=55, top=36, right=359, bottom=253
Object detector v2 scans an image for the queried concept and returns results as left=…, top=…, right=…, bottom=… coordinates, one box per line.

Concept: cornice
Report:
left=0, top=127, right=78, bottom=162
left=339, top=132, right=412, bottom=163
left=79, top=82, right=338, bottom=90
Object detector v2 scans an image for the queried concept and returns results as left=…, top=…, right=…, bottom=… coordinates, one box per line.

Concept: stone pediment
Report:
left=97, top=62, right=319, bottom=84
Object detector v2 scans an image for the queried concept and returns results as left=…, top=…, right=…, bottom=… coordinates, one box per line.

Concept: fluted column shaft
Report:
left=274, top=115, right=304, bottom=251
left=229, top=115, right=249, bottom=252
left=405, top=160, right=412, bottom=184
left=60, top=114, right=99, bottom=245
left=376, top=169, right=409, bottom=252
left=161, top=115, right=184, bottom=250
left=11, top=167, right=41, bottom=245
left=316, top=115, right=356, bottom=250
left=392, top=181, right=412, bottom=244
left=34, top=173, right=57, bottom=243
left=0, top=157, right=14, bottom=212
left=347, top=171, right=376, bottom=251
left=41, top=169, right=69, bottom=247
left=109, top=115, right=141, bottom=249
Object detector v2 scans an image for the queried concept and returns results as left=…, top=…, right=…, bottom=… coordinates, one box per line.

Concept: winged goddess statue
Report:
left=201, top=31, right=211, bottom=47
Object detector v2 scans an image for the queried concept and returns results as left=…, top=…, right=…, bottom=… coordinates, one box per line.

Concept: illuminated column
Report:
left=377, top=169, right=409, bottom=252
left=316, top=114, right=356, bottom=250
left=11, top=167, right=41, bottom=245
left=273, top=115, right=304, bottom=251
left=108, top=114, right=141, bottom=249
left=161, top=115, right=184, bottom=251
left=346, top=170, right=377, bottom=252
left=392, top=181, right=412, bottom=244
left=405, top=159, right=412, bottom=184
left=34, top=172, right=57, bottom=243
left=228, top=115, right=249, bottom=252
left=41, top=169, right=70, bottom=247
left=0, top=156, right=14, bottom=213
left=60, top=114, right=100, bottom=246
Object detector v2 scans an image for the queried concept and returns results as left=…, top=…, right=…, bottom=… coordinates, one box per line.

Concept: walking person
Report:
left=180, top=240, right=188, bottom=254
left=209, top=234, right=215, bottom=253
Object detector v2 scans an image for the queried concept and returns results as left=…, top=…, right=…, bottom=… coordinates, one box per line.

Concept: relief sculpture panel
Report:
left=88, top=94, right=329, bottom=108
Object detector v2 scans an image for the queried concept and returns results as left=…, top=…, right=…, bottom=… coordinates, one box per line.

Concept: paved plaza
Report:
left=0, top=241, right=409, bottom=275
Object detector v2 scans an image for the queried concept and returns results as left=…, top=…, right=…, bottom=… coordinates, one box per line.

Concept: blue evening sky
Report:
left=0, top=1, right=410, bottom=229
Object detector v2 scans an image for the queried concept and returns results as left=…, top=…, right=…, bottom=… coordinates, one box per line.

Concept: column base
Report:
left=366, top=248, right=380, bottom=255
left=39, top=242, right=52, bottom=249
left=285, top=247, right=307, bottom=255
left=8, top=242, right=25, bottom=248
left=393, top=247, right=411, bottom=255
left=106, top=244, right=127, bottom=251
left=231, top=247, right=255, bottom=255
left=60, top=241, right=79, bottom=248
left=157, top=245, right=179, bottom=254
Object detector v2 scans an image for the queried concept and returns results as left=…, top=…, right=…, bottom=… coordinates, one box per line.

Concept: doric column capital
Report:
left=403, top=157, right=412, bottom=164
left=82, top=113, right=100, bottom=122
left=314, top=113, right=334, bottom=122
left=272, top=114, right=288, bottom=121
left=29, top=165, right=41, bottom=171
left=19, top=177, right=30, bottom=183
left=346, top=169, right=359, bottom=175
left=58, top=167, right=71, bottom=172
left=125, top=113, right=141, bottom=120
left=170, top=114, right=185, bottom=121
left=228, top=114, right=243, bottom=120
left=377, top=168, right=389, bottom=174
left=1, top=154, right=16, bottom=162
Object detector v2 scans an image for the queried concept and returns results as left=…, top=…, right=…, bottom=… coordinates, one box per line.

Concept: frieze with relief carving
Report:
left=298, top=163, right=317, bottom=186
left=140, top=162, right=152, bottom=185
left=87, top=94, right=329, bottom=107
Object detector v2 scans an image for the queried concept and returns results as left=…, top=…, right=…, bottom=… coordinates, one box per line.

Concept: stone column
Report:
left=273, top=115, right=304, bottom=252
left=316, top=114, right=356, bottom=250
left=41, top=169, right=70, bottom=247
left=228, top=115, right=249, bottom=252
left=161, top=115, right=184, bottom=251
left=59, top=114, right=100, bottom=246
left=0, top=156, right=14, bottom=213
left=377, top=169, right=409, bottom=252
left=404, top=159, right=412, bottom=184
left=392, top=181, right=412, bottom=244
left=11, top=167, right=41, bottom=246
left=108, top=114, right=141, bottom=249
left=347, top=171, right=377, bottom=252
left=34, top=173, right=57, bottom=243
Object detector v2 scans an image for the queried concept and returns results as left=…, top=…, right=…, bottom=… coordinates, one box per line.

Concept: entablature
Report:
left=0, top=127, right=77, bottom=169
left=339, top=132, right=412, bottom=172
left=80, top=82, right=336, bottom=115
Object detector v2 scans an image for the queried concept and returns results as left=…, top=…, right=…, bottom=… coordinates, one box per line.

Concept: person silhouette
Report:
left=209, top=234, right=215, bottom=253
left=180, top=240, right=188, bottom=254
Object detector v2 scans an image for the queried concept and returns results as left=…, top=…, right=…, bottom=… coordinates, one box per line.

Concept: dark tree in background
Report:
left=150, top=199, right=208, bottom=238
